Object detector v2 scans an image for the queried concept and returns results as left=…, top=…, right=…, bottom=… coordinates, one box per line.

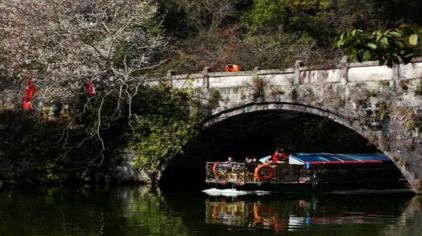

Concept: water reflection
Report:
left=0, top=186, right=190, bottom=236
left=203, top=195, right=422, bottom=235
left=382, top=196, right=422, bottom=236
left=0, top=186, right=421, bottom=236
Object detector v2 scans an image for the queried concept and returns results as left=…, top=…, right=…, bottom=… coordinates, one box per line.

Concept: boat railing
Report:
left=205, top=161, right=293, bottom=185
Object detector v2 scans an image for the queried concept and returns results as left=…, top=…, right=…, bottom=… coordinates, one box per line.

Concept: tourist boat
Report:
left=205, top=153, right=410, bottom=194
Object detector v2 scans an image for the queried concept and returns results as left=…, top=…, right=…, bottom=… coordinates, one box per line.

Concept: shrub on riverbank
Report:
left=0, top=84, right=204, bottom=186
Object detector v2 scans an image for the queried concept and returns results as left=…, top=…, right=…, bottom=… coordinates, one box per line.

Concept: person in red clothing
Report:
left=224, top=64, right=240, bottom=72
left=279, top=148, right=289, bottom=162
left=271, top=147, right=289, bottom=163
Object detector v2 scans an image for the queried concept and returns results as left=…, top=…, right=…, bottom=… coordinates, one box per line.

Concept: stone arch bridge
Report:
left=162, top=58, right=422, bottom=193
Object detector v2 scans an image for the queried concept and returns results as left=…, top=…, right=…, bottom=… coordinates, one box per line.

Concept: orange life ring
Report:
left=253, top=204, right=274, bottom=225
left=254, top=164, right=275, bottom=181
left=254, top=204, right=263, bottom=221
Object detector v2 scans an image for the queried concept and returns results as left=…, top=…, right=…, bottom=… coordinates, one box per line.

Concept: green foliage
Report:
left=337, top=27, right=422, bottom=66
left=46, top=162, right=60, bottom=181
left=129, top=115, right=198, bottom=170
left=127, top=85, right=202, bottom=171
left=68, top=82, right=205, bottom=173
left=239, top=31, right=328, bottom=68
left=157, top=0, right=422, bottom=73
left=243, top=0, right=334, bottom=40
left=243, top=0, right=285, bottom=32
left=0, top=82, right=206, bottom=182
left=0, top=111, right=63, bottom=161
left=157, top=0, right=241, bottom=34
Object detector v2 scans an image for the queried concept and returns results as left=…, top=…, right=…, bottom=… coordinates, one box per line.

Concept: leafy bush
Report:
left=337, top=27, right=421, bottom=66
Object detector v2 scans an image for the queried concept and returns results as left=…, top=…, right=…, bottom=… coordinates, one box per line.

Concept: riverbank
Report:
left=0, top=150, right=154, bottom=188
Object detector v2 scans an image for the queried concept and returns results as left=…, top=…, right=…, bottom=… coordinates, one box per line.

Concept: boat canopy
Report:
left=289, top=153, right=390, bottom=166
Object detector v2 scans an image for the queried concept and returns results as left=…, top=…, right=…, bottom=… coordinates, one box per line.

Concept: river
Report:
left=0, top=186, right=421, bottom=236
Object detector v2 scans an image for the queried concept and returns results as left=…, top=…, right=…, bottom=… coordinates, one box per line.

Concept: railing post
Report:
left=252, top=66, right=259, bottom=81
left=202, top=66, right=210, bottom=89
left=294, top=60, right=303, bottom=85
left=391, top=63, right=399, bottom=91
left=340, top=56, right=349, bottom=84
left=166, top=70, right=173, bottom=88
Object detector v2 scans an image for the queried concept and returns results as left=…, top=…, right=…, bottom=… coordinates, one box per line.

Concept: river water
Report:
left=0, top=186, right=421, bottom=236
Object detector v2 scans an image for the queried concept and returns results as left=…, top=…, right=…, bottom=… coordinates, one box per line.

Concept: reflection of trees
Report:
left=125, top=188, right=190, bottom=236
left=0, top=186, right=190, bottom=236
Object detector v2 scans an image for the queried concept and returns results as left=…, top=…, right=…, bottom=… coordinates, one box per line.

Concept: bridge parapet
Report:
left=166, top=59, right=421, bottom=125
left=168, top=57, right=422, bottom=88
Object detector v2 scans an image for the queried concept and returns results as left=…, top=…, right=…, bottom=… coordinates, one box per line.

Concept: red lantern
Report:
left=23, top=78, right=36, bottom=111
left=87, top=80, right=96, bottom=97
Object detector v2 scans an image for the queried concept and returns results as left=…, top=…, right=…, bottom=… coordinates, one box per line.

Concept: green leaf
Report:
left=363, top=51, right=372, bottom=60
left=403, top=56, right=413, bottom=64
left=356, top=50, right=365, bottom=62
left=388, top=30, right=402, bottom=38
left=367, top=43, right=377, bottom=50
left=393, top=41, right=405, bottom=49
left=380, top=37, right=389, bottom=46
left=376, top=31, right=383, bottom=41
left=409, top=34, right=418, bottom=46
left=403, top=52, right=415, bottom=58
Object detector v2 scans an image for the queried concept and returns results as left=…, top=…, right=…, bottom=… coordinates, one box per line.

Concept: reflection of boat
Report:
left=205, top=153, right=410, bottom=193
left=205, top=198, right=313, bottom=232
left=204, top=195, right=415, bottom=233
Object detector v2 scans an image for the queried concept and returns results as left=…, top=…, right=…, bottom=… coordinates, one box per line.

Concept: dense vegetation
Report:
left=156, top=0, right=422, bottom=73
left=0, top=0, right=421, bottom=184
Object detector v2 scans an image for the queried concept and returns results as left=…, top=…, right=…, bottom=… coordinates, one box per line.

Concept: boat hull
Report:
left=206, top=181, right=411, bottom=194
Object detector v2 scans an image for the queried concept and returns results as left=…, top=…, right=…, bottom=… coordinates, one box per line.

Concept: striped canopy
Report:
left=289, top=153, right=390, bottom=165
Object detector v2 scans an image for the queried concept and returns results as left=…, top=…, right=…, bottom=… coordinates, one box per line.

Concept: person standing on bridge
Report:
left=224, top=64, right=240, bottom=72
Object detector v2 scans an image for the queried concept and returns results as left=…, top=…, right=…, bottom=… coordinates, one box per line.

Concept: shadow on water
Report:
left=0, top=186, right=421, bottom=236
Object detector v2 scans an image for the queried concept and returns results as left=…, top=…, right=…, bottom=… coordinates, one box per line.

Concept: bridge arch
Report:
left=158, top=101, right=407, bottom=190
left=204, top=101, right=356, bottom=133
left=203, top=101, right=397, bottom=163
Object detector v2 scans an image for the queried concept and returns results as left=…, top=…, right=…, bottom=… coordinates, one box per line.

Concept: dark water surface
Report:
left=0, top=186, right=421, bottom=236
